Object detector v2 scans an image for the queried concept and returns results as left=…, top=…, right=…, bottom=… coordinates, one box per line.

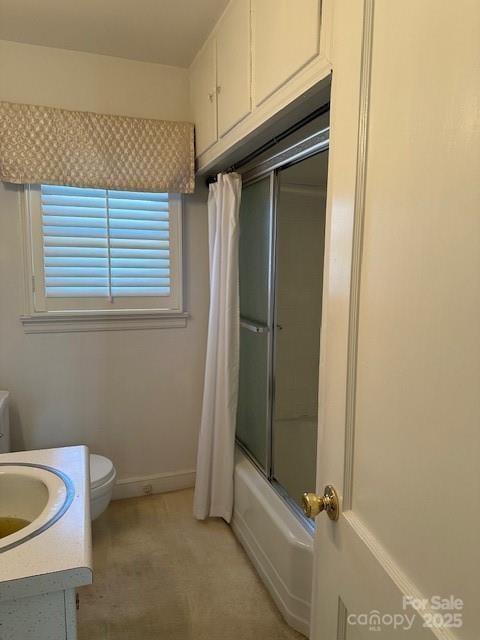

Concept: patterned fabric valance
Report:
left=0, top=101, right=195, bottom=193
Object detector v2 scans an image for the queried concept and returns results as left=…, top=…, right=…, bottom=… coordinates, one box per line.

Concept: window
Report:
left=22, top=185, right=185, bottom=332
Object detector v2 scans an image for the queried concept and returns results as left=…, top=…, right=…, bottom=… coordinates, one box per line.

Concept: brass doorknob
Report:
left=302, top=485, right=339, bottom=521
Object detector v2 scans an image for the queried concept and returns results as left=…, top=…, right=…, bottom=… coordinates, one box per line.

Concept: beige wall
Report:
left=0, top=183, right=208, bottom=483
left=0, top=39, right=191, bottom=120
left=0, top=40, right=208, bottom=487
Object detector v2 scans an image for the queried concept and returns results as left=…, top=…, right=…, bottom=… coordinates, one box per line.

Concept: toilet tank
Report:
left=0, top=391, right=11, bottom=454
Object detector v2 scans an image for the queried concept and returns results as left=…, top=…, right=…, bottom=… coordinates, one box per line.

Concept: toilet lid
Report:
left=90, top=454, right=116, bottom=489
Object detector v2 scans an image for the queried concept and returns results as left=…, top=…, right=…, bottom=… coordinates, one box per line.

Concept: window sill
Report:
left=20, top=311, right=189, bottom=334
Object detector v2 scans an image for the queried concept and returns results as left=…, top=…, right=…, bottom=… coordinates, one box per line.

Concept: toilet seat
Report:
left=90, top=454, right=116, bottom=490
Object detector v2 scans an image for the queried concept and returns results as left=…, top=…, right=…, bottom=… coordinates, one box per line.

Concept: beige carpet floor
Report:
left=78, top=489, right=305, bottom=640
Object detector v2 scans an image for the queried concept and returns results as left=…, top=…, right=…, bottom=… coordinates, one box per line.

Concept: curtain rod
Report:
left=206, top=102, right=330, bottom=186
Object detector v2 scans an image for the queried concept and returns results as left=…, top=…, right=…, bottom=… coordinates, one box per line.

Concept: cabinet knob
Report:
left=208, top=86, right=221, bottom=102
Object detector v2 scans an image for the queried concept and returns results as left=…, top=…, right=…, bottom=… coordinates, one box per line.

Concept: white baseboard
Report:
left=112, top=469, right=196, bottom=500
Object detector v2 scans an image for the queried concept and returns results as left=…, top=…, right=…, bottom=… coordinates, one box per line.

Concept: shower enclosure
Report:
left=236, top=124, right=329, bottom=523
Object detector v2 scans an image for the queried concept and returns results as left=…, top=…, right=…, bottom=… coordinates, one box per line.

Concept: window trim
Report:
left=20, top=186, right=188, bottom=333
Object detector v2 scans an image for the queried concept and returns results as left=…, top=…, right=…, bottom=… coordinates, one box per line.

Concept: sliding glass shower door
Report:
left=236, top=176, right=273, bottom=472
left=236, top=125, right=329, bottom=519
left=271, top=152, right=328, bottom=508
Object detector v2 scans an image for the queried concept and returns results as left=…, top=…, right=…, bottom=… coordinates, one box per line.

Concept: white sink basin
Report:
left=0, top=464, right=73, bottom=552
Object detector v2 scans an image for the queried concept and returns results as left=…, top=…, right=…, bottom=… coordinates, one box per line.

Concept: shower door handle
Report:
left=240, top=318, right=269, bottom=334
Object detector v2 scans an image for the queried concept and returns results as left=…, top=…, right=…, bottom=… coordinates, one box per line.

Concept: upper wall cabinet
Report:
left=189, top=0, right=251, bottom=154
left=189, top=0, right=332, bottom=170
left=252, top=0, right=322, bottom=106
left=190, top=37, right=217, bottom=156
left=217, top=0, right=252, bottom=137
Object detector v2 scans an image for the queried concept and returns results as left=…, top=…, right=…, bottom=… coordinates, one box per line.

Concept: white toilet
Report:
left=89, top=453, right=116, bottom=520
left=0, top=391, right=116, bottom=521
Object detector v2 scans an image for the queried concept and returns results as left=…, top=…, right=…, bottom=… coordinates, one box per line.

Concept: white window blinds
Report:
left=26, top=184, right=182, bottom=314
left=41, top=185, right=171, bottom=298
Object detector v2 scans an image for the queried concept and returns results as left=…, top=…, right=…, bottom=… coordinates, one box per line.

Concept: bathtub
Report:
left=231, top=447, right=313, bottom=637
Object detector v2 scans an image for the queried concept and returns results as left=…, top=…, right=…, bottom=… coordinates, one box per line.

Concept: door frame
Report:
left=311, top=0, right=376, bottom=634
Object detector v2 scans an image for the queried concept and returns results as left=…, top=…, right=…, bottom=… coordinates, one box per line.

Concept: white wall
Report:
left=0, top=39, right=190, bottom=121
left=0, top=40, right=209, bottom=491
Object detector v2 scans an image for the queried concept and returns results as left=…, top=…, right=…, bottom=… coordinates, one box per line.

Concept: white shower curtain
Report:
left=193, top=172, right=242, bottom=522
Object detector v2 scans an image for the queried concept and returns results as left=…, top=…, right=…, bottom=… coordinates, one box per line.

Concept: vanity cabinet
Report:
left=189, top=0, right=332, bottom=170
left=0, top=588, right=77, bottom=639
left=0, top=447, right=91, bottom=640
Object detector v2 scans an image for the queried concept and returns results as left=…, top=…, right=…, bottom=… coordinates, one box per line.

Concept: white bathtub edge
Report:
left=232, top=449, right=313, bottom=637
left=232, top=510, right=311, bottom=637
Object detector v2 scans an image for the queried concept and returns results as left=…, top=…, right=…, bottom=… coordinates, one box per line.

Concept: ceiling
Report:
left=0, top=0, right=229, bottom=67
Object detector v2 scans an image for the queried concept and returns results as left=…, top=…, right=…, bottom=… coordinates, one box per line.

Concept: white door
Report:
left=311, top=2, right=480, bottom=639
left=217, top=0, right=251, bottom=137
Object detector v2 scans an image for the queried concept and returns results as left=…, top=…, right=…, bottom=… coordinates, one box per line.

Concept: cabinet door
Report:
left=190, top=37, right=217, bottom=155
left=217, top=0, right=252, bottom=137
left=252, top=0, right=321, bottom=106
left=65, top=589, right=78, bottom=639
left=0, top=591, right=67, bottom=639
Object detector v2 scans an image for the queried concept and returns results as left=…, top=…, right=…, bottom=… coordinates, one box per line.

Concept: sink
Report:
left=0, top=463, right=74, bottom=552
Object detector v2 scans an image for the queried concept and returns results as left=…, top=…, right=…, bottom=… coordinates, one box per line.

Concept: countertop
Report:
left=0, top=446, right=92, bottom=600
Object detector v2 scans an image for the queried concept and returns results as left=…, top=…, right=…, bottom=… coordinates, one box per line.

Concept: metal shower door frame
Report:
left=237, top=125, right=330, bottom=527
